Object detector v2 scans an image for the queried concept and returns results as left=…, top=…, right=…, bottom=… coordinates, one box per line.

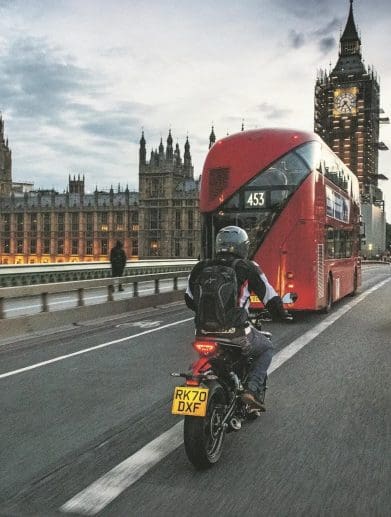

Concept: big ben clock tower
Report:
left=314, top=0, right=386, bottom=200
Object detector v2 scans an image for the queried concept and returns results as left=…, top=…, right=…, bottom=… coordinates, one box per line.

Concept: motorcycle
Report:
left=171, top=293, right=297, bottom=469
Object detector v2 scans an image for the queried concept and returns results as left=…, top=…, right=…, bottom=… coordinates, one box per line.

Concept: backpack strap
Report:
left=230, top=258, right=242, bottom=270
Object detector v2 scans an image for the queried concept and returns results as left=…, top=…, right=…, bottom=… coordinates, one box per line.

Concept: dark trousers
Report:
left=112, top=268, right=124, bottom=290
left=245, top=327, right=273, bottom=393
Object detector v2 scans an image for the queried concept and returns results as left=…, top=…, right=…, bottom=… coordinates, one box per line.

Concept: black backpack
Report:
left=193, top=259, right=244, bottom=332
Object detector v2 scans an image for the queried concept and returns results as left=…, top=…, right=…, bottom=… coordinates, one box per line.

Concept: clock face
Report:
left=335, top=92, right=356, bottom=114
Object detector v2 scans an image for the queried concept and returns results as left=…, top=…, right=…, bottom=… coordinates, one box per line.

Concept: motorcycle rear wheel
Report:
left=184, top=382, right=226, bottom=469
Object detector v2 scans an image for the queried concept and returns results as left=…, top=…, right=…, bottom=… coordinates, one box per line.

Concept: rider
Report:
left=185, top=225, right=290, bottom=411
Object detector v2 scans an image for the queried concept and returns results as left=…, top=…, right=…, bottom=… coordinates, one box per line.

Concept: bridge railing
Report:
left=0, top=271, right=190, bottom=319
left=0, top=259, right=196, bottom=287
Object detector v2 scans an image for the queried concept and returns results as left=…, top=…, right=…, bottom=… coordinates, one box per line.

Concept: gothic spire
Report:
left=166, top=129, right=173, bottom=160
left=332, top=0, right=365, bottom=75
left=184, top=136, right=192, bottom=171
left=341, top=1, right=359, bottom=43
left=159, top=137, right=164, bottom=156
left=174, top=142, right=181, bottom=165
left=139, top=130, right=146, bottom=166
left=167, top=129, right=173, bottom=146
left=184, top=136, right=190, bottom=154
left=339, top=0, right=361, bottom=57
left=209, top=125, right=216, bottom=149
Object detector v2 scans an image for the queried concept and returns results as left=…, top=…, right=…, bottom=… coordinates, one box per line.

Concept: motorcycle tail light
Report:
left=193, top=340, right=218, bottom=356
left=186, top=379, right=200, bottom=386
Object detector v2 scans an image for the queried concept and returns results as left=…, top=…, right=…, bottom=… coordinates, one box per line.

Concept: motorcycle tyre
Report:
left=184, top=381, right=227, bottom=470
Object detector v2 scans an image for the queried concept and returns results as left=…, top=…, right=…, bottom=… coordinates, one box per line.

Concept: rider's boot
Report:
left=241, top=390, right=266, bottom=412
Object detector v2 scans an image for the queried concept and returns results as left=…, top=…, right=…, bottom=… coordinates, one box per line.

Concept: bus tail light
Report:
left=286, top=272, right=294, bottom=279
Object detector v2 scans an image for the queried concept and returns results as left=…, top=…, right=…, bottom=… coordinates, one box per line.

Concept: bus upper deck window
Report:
left=224, top=193, right=240, bottom=209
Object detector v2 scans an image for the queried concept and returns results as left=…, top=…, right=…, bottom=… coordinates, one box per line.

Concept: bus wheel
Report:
left=322, top=276, right=333, bottom=313
left=349, top=269, right=358, bottom=296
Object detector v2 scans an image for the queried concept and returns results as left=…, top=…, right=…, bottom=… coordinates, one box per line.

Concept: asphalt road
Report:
left=0, top=264, right=390, bottom=516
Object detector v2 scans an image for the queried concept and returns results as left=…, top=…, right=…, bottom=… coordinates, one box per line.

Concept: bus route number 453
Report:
left=246, top=191, right=265, bottom=207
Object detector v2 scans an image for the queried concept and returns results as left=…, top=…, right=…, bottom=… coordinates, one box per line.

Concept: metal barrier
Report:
left=0, top=259, right=196, bottom=287
left=0, top=271, right=189, bottom=319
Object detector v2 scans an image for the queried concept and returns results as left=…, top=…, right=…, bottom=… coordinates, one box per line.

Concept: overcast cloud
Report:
left=0, top=0, right=391, bottom=219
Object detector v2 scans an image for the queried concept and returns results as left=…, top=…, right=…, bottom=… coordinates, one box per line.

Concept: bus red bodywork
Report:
left=200, top=128, right=361, bottom=312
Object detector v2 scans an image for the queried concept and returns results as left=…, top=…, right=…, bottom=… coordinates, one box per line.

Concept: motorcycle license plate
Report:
left=171, top=386, right=209, bottom=417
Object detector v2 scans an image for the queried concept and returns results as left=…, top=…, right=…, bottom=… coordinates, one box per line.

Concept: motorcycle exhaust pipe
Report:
left=229, top=417, right=242, bottom=431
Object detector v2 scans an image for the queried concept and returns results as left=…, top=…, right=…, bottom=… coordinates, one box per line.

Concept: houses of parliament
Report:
left=0, top=117, right=209, bottom=264
left=0, top=0, right=388, bottom=264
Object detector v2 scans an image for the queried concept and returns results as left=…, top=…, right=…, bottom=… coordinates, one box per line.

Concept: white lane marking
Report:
left=116, top=320, right=163, bottom=329
left=0, top=318, right=193, bottom=380
left=61, top=422, right=184, bottom=516
left=60, top=276, right=391, bottom=516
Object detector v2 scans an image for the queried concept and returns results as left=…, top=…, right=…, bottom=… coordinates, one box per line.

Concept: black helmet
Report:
left=215, top=226, right=250, bottom=259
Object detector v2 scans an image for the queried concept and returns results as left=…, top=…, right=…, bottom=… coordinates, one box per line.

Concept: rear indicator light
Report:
left=193, top=340, right=218, bottom=356
left=287, top=283, right=294, bottom=289
left=286, top=272, right=294, bottom=279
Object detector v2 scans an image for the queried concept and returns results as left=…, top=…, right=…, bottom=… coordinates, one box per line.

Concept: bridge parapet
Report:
left=0, top=260, right=196, bottom=287
left=0, top=270, right=190, bottom=319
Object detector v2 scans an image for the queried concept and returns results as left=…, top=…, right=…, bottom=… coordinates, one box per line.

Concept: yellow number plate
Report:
left=171, top=386, right=209, bottom=417
left=250, top=295, right=260, bottom=303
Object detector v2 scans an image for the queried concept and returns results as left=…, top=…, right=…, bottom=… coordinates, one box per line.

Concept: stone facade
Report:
left=138, top=130, right=201, bottom=259
left=0, top=118, right=202, bottom=263
left=0, top=176, right=139, bottom=264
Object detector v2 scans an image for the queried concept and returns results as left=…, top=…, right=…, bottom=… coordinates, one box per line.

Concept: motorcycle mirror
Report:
left=282, top=292, right=298, bottom=304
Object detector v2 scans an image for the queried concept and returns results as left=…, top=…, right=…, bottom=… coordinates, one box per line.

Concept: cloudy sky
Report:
left=1, top=0, right=391, bottom=220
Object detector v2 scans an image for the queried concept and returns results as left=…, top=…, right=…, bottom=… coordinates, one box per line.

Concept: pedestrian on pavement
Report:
left=110, top=240, right=127, bottom=291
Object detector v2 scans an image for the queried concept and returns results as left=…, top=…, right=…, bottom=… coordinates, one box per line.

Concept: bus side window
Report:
left=338, top=231, right=346, bottom=258
left=345, top=231, right=353, bottom=258
left=334, top=230, right=341, bottom=258
left=326, top=228, right=334, bottom=258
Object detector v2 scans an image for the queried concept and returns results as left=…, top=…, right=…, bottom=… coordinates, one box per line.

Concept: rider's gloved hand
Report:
left=231, top=335, right=251, bottom=356
left=265, top=296, right=292, bottom=322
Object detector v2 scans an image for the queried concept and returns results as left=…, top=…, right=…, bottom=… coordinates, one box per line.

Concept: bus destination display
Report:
left=245, top=191, right=266, bottom=208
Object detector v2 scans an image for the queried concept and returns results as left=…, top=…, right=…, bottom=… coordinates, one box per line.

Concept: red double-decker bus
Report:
left=200, top=128, right=361, bottom=312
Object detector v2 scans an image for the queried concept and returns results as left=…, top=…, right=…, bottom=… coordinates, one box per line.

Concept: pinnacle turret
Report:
left=166, top=129, right=173, bottom=160
left=209, top=126, right=216, bottom=149
left=184, top=136, right=192, bottom=173
left=174, top=142, right=181, bottom=165
left=139, top=130, right=146, bottom=166
left=159, top=137, right=164, bottom=156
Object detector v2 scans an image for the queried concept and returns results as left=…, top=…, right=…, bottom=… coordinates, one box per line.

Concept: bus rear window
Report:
left=210, top=143, right=313, bottom=257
